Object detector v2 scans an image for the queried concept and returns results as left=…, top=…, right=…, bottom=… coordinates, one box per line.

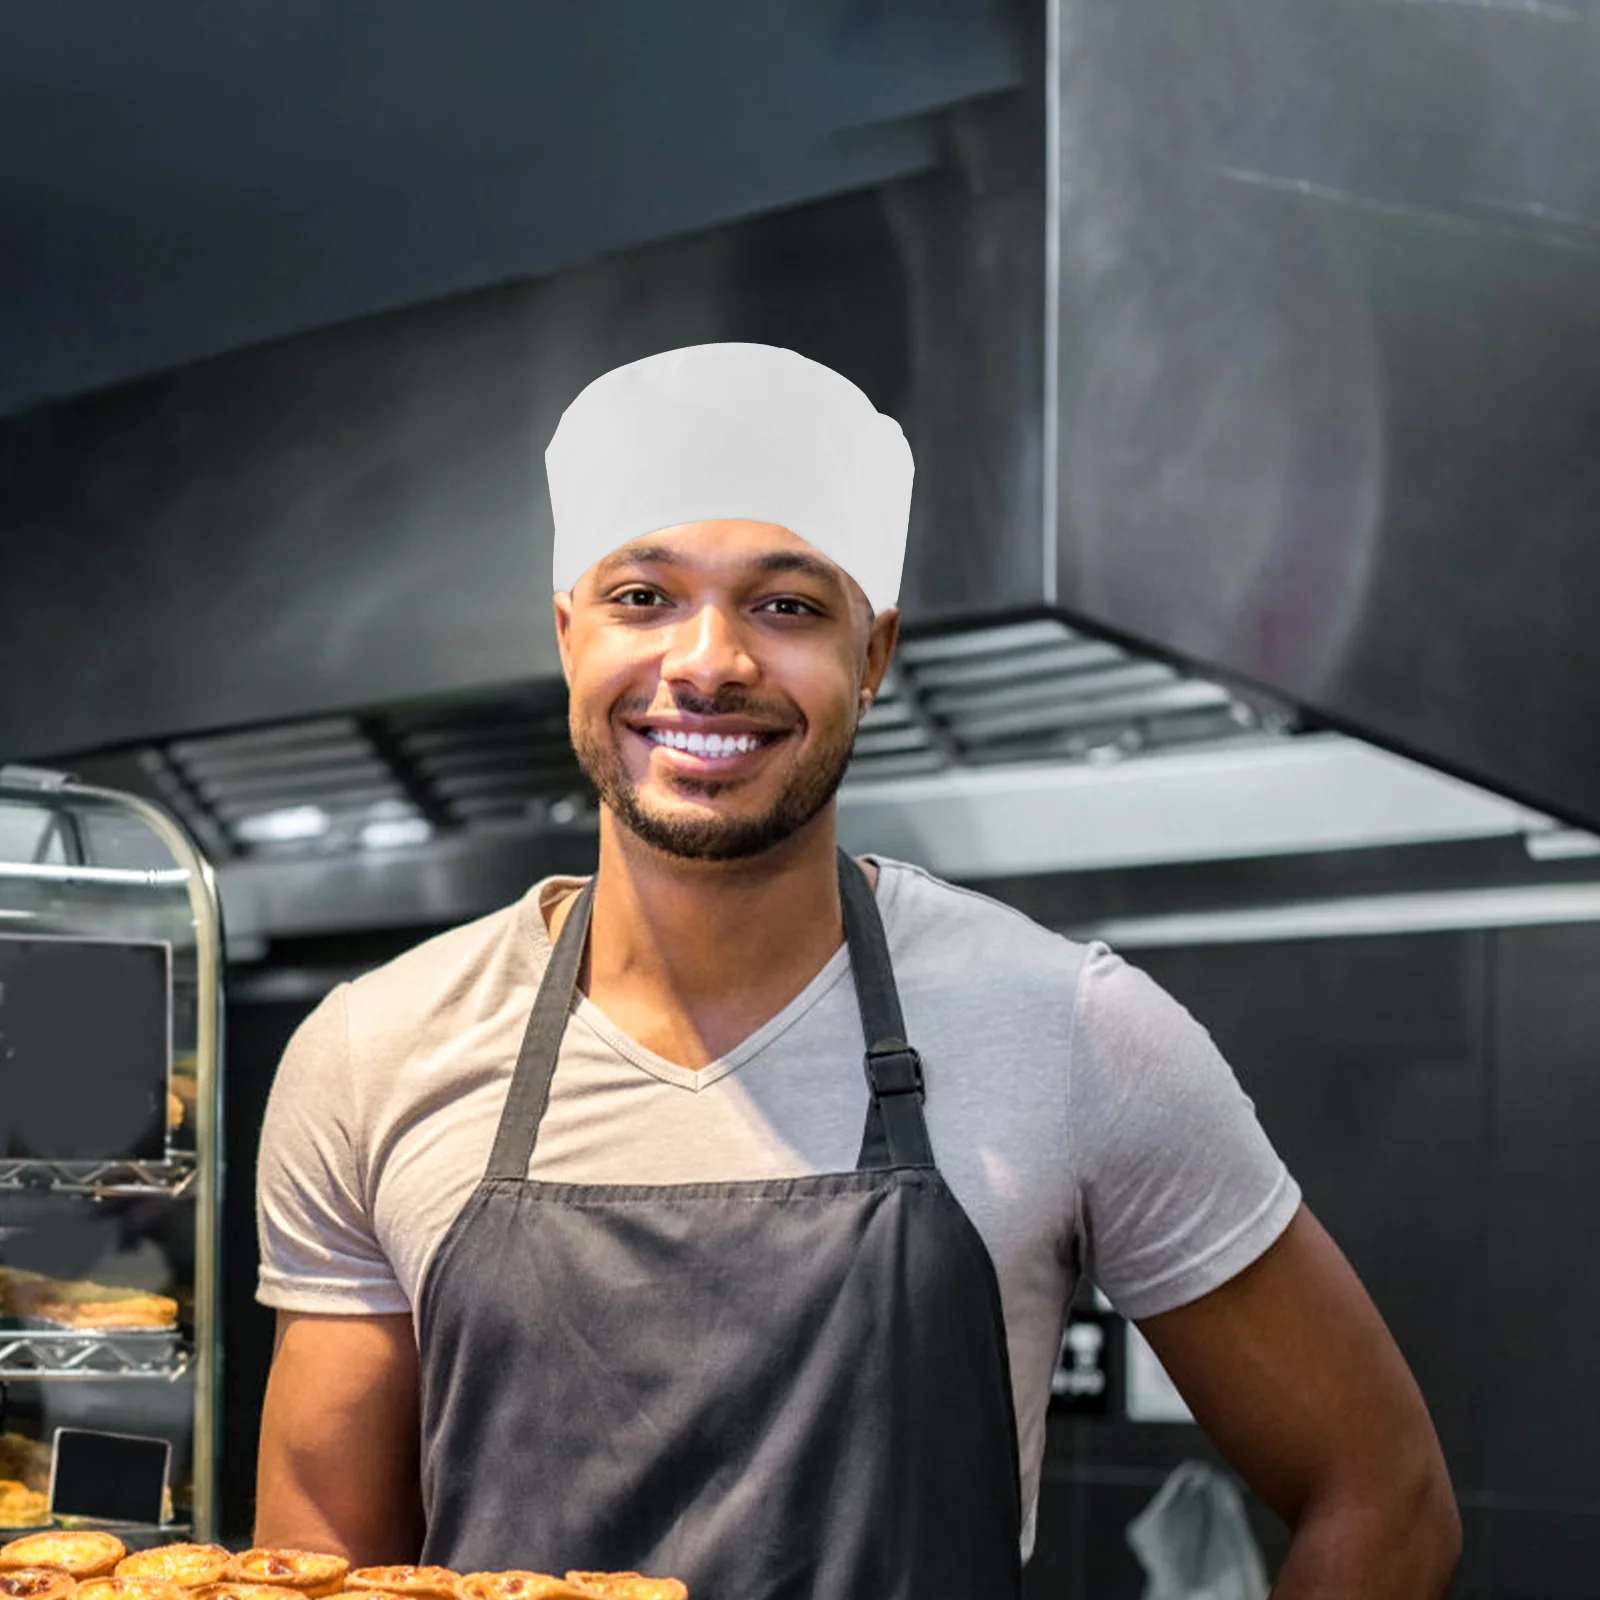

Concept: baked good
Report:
left=114, top=1548, right=231, bottom=1588
left=77, top=1581, right=184, bottom=1600
left=0, top=1481, right=48, bottom=1529
left=565, top=1578, right=687, bottom=1600
left=453, top=1579, right=592, bottom=1600
left=0, top=1268, right=177, bottom=1332
left=222, top=1554, right=346, bottom=1599
left=0, top=1533, right=126, bottom=1579
left=0, top=1570, right=76, bottom=1600
left=193, top=1585, right=304, bottom=1600
left=344, top=1572, right=456, bottom=1600
left=0, top=1437, right=52, bottom=1496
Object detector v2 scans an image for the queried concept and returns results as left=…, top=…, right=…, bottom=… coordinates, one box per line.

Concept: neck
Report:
left=582, top=809, right=848, bottom=1010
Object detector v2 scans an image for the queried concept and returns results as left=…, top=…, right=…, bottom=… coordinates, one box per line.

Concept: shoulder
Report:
left=340, top=881, right=565, bottom=1050
left=870, top=854, right=1095, bottom=1006
left=870, top=855, right=1203, bottom=1052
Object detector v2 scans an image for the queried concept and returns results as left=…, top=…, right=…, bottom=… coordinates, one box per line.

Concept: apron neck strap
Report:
left=484, top=851, right=934, bottom=1183
left=838, top=849, right=935, bottom=1169
left=485, top=873, right=597, bottom=1182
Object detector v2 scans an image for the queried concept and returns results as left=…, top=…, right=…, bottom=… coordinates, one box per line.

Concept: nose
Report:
left=658, top=602, right=760, bottom=695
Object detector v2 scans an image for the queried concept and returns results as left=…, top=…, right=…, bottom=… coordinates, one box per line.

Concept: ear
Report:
left=861, top=606, right=901, bottom=704
left=553, top=592, right=575, bottom=687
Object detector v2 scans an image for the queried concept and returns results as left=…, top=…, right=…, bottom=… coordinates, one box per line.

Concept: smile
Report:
left=644, top=729, right=777, bottom=757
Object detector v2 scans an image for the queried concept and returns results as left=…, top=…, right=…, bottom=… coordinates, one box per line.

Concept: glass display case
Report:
left=0, top=764, right=221, bottom=1544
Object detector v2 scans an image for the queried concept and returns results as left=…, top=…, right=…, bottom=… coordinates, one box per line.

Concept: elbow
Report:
left=1409, top=1464, right=1463, bottom=1594
left=1288, top=1454, right=1463, bottom=1599
left=1428, top=1470, right=1465, bottom=1586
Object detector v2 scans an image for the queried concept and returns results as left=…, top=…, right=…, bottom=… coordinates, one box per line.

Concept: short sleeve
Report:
left=255, top=984, right=410, bottom=1315
left=1068, top=944, right=1302, bottom=1321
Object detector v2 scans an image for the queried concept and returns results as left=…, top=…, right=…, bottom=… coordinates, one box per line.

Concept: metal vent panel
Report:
left=87, top=622, right=1293, bottom=861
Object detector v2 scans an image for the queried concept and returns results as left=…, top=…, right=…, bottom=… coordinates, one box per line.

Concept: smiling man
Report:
left=253, top=344, right=1460, bottom=1599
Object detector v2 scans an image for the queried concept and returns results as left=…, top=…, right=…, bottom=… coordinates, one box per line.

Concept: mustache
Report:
left=622, top=693, right=791, bottom=721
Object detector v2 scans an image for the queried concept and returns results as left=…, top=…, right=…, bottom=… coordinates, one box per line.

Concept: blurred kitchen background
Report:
left=4, top=2, right=1600, bottom=1593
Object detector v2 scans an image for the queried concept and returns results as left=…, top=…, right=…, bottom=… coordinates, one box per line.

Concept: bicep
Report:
left=255, top=1310, right=424, bottom=1563
left=1134, top=1203, right=1447, bottom=1527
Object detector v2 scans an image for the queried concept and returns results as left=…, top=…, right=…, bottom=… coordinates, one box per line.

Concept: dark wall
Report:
left=219, top=998, right=317, bottom=1543
left=1025, top=921, right=1600, bottom=1599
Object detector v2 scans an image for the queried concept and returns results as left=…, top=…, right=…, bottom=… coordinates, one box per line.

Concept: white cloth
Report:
left=256, top=854, right=1301, bottom=1560
left=545, top=343, right=913, bottom=612
left=1126, top=1461, right=1271, bottom=1600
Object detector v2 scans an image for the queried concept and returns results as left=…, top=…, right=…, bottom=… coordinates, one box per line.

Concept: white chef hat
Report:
left=546, top=342, right=913, bottom=615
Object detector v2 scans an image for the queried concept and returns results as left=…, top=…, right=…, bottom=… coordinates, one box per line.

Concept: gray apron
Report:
left=418, top=850, right=1023, bottom=1599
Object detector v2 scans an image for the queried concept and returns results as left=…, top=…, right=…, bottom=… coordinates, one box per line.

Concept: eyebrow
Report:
left=592, top=543, right=846, bottom=591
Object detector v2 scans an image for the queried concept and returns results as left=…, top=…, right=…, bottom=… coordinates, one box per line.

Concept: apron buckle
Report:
left=865, top=1039, right=926, bottom=1100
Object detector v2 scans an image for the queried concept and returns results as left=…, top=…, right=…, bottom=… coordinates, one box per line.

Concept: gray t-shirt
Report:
left=256, top=853, right=1301, bottom=1559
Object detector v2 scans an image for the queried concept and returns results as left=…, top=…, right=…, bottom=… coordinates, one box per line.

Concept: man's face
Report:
left=553, top=520, right=898, bottom=862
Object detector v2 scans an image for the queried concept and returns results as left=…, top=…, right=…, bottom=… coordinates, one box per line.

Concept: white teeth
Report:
left=647, top=729, right=768, bottom=756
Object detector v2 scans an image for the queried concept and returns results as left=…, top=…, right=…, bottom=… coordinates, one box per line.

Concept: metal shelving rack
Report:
left=0, top=765, right=223, bottom=1539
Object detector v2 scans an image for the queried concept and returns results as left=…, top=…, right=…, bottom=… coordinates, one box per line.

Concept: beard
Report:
left=571, top=701, right=859, bottom=862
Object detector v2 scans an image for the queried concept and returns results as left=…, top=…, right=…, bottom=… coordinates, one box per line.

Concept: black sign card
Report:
left=50, top=1428, right=170, bottom=1526
left=0, top=935, right=171, bottom=1161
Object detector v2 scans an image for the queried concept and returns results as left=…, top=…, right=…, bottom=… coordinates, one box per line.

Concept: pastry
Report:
left=114, top=1549, right=231, bottom=1589
left=222, top=1555, right=346, bottom=1599
left=77, top=1582, right=184, bottom=1600
left=343, top=1572, right=456, bottom=1600
left=193, top=1586, right=304, bottom=1600
left=0, top=1571, right=76, bottom=1600
left=453, top=1579, right=592, bottom=1600
left=0, top=1268, right=177, bottom=1332
left=0, top=1482, right=48, bottom=1530
left=0, top=1438, right=52, bottom=1497
left=565, top=1579, right=687, bottom=1600
left=0, top=1534, right=126, bottom=1580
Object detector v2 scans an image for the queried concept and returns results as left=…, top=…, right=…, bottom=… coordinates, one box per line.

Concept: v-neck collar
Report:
left=519, top=854, right=897, bottom=1093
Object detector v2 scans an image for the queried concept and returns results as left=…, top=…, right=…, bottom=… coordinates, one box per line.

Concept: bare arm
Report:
left=1137, top=1204, right=1461, bottom=1599
left=254, top=1310, right=425, bottom=1563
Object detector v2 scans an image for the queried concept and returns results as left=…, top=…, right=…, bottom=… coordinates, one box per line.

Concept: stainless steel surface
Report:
left=0, top=1330, right=191, bottom=1382
left=86, top=619, right=1280, bottom=864
left=0, top=1157, right=197, bottom=1199
left=0, top=80, right=1047, bottom=764
left=1075, top=882, right=1600, bottom=951
left=1047, top=0, right=1600, bottom=831
left=835, top=733, right=1550, bottom=880
left=211, top=733, right=1554, bottom=945
left=0, top=773, right=224, bottom=1538
left=0, top=2, right=1023, bottom=417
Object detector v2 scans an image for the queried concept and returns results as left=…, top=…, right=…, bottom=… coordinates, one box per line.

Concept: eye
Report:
left=761, top=596, right=822, bottom=618
left=611, top=586, right=664, bottom=608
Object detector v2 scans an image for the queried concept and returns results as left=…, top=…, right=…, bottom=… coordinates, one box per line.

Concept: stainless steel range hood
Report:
left=1043, top=0, right=1600, bottom=833
left=7, top=3, right=1600, bottom=942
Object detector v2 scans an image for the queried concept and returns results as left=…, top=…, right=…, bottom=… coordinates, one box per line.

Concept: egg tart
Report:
left=0, top=1571, right=76, bottom=1600
left=0, top=1534, right=126, bottom=1580
left=0, top=1437, right=51, bottom=1497
left=222, top=1557, right=344, bottom=1600
left=194, top=1585, right=304, bottom=1600
left=565, top=1579, right=687, bottom=1600
left=344, top=1572, right=456, bottom=1600
left=453, top=1579, right=592, bottom=1600
left=76, top=1581, right=184, bottom=1600
left=114, top=1549, right=231, bottom=1590
left=0, top=1481, right=48, bottom=1530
